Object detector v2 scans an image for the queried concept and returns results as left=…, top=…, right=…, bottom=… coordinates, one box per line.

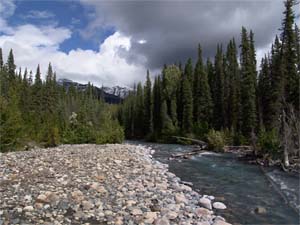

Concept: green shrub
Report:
left=222, top=128, right=234, bottom=145
left=96, top=119, right=124, bottom=144
left=207, top=129, right=225, bottom=152
left=258, top=129, right=280, bottom=157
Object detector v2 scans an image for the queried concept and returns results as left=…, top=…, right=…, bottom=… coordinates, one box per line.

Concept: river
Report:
left=127, top=141, right=299, bottom=224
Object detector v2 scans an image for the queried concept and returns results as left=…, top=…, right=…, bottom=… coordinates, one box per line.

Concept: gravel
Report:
left=0, top=144, right=230, bottom=225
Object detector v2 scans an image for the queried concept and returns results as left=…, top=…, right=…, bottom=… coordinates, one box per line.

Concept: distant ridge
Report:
left=57, top=78, right=130, bottom=104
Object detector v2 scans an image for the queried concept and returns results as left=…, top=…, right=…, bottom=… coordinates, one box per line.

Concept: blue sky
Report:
left=11, top=0, right=115, bottom=52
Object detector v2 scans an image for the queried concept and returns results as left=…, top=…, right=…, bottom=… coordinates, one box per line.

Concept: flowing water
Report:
left=127, top=141, right=300, bottom=225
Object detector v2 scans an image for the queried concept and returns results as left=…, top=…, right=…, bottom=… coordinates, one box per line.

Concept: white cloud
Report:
left=22, top=10, right=55, bottom=19
left=0, top=24, right=146, bottom=87
left=0, top=0, right=147, bottom=87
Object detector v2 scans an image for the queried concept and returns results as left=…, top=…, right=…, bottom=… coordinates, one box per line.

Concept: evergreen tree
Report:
left=184, top=58, right=193, bottom=84
left=225, top=39, right=240, bottom=131
left=193, top=44, right=212, bottom=125
left=182, top=60, right=193, bottom=133
left=213, top=44, right=225, bottom=129
left=0, top=48, right=3, bottom=70
left=258, top=56, right=272, bottom=129
left=144, top=70, right=153, bottom=135
left=153, top=76, right=162, bottom=133
left=240, top=27, right=257, bottom=136
left=269, top=36, right=284, bottom=130
left=281, top=0, right=299, bottom=110
left=134, top=82, right=144, bottom=137
left=7, top=49, right=16, bottom=82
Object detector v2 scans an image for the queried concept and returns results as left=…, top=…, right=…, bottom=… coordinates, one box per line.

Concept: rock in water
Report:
left=199, top=197, right=212, bottom=210
left=213, top=202, right=227, bottom=210
left=255, top=206, right=267, bottom=214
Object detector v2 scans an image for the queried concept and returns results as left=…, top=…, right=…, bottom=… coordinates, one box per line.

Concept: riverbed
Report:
left=128, top=141, right=300, bottom=224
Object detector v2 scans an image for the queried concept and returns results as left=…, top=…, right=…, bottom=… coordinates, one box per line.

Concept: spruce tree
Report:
left=240, top=27, right=257, bottom=136
left=153, top=76, right=162, bottom=133
left=258, top=56, right=272, bottom=129
left=193, top=44, right=212, bottom=126
left=7, top=49, right=16, bottom=82
left=184, top=58, right=193, bottom=84
left=144, top=70, right=153, bottom=135
left=225, top=39, right=240, bottom=131
left=134, top=82, right=144, bottom=137
left=269, top=36, right=284, bottom=130
left=213, top=44, right=225, bottom=129
left=182, top=60, right=193, bottom=133
left=281, top=0, right=299, bottom=110
left=0, top=48, right=3, bottom=70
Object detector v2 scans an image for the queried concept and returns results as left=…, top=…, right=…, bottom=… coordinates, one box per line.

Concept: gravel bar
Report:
left=0, top=144, right=231, bottom=225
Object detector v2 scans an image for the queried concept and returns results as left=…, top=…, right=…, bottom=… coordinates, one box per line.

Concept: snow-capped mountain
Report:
left=57, top=79, right=130, bottom=104
left=102, top=86, right=130, bottom=99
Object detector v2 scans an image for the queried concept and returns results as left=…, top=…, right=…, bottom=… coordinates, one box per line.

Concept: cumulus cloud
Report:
left=0, top=1, right=147, bottom=87
left=0, top=27, right=146, bottom=87
left=80, top=0, right=287, bottom=69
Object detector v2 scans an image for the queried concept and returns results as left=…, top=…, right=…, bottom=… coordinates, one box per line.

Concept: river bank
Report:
left=0, top=144, right=230, bottom=225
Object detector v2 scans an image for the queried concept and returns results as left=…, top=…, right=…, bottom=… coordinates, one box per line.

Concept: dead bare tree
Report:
left=280, top=102, right=300, bottom=168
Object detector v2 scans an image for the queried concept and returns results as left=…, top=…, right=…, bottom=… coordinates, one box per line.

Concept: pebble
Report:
left=155, top=217, right=170, bottom=225
left=23, top=206, right=34, bottom=211
left=175, top=193, right=188, bottom=204
left=213, top=202, right=227, bottom=210
left=199, top=197, right=212, bottom=210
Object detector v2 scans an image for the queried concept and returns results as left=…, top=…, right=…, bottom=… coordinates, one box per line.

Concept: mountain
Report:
left=57, top=79, right=130, bottom=104
left=102, top=86, right=130, bottom=99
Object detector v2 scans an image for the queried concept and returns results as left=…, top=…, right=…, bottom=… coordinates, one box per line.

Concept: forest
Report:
left=0, top=51, right=124, bottom=152
left=118, top=0, right=300, bottom=167
left=0, top=0, right=299, bottom=168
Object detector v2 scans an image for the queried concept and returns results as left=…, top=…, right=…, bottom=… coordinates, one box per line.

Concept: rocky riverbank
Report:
left=0, top=144, right=231, bottom=225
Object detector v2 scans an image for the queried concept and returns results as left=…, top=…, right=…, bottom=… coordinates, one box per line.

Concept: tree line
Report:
left=119, top=0, right=299, bottom=163
left=0, top=50, right=124, bottom=152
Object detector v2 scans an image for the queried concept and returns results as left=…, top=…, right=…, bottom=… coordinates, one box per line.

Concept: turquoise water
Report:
left=128, top=141, right=300, bottom=225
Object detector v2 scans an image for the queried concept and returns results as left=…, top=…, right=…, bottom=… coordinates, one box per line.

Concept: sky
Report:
left=0, top=0, right=299, bottom=87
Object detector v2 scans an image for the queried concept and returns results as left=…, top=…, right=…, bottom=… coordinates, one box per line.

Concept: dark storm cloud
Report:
left=81, top=0, right=285, bottom=70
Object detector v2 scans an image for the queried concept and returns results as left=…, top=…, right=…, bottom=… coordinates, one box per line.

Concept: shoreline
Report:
left=0, top=143, right=231, bottom=225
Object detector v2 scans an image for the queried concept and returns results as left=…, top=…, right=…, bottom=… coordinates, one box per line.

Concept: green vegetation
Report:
left=119, top=0, right=299, bottom=165
left=207, top=130, right=225, bottom=152
left=0, top=54, right=124, bottom=152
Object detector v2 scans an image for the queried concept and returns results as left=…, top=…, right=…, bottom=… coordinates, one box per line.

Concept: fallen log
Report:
left=171, top=136, right=207, bottom=147
left=171, top=149, right=207, bottom=159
